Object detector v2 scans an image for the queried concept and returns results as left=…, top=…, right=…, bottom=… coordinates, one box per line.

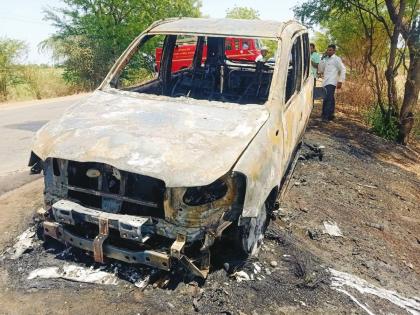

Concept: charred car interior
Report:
left=111, top=34, right=276, bottom=105
left=29, top=18, right=314, bottom=279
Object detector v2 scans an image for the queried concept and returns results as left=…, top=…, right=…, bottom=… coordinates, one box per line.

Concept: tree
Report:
left=295, top=0, right=419, bottom=144
left=0, top=38, right=27, bottom=101
left=312, top=31, right=329, bottom=54
left=225, top=6, right=260, bottom=19
left=43, top=0, right=202, bottom=89
left=313, top=10, right=389, bottom=108
left=395, top=9, right=419, bottom=144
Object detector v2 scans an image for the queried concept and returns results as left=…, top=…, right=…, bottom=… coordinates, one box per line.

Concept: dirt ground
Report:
left=0, top=106, right=419, bottom=315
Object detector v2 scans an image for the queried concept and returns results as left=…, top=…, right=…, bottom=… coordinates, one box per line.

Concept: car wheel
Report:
left=239, top=203, right=268, bottom=256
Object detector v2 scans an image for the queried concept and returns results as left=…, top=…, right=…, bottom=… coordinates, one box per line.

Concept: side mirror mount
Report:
left=313, top=87, right=326, bottom=100
left=28, top=151, right=43, bottom=174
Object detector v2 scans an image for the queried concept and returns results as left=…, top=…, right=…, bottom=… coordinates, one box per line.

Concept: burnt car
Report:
left=29, top=18, right=315, bottom=278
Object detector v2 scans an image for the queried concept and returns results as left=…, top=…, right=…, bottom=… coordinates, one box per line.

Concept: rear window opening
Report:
left=110, top=34, right=277, bottom=105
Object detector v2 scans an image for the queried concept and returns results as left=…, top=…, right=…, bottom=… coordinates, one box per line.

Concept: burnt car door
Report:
left=281, top=33, right=312, bottom=169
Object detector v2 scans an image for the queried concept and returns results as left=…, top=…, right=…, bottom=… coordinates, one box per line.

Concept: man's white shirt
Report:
left=318, top=54, right=346, bottom=87
left=255, top=54, right=265, bottom=62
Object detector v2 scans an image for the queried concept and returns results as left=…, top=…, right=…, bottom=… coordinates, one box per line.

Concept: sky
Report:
left=0, top=0, right=301, bottom=64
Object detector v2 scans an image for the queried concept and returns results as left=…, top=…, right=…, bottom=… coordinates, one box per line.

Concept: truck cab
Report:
left=155, top=37, right=262, bottom=72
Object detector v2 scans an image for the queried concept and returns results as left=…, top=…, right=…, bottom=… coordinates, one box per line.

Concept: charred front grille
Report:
left=53, top=159, right=166, bottom=218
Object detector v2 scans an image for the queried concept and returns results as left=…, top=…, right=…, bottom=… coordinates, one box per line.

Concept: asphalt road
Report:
left=0, top=94, right=89, bottom=195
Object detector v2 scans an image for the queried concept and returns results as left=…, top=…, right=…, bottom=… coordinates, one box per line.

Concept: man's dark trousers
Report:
left=322, top=84, right=336, bottom=120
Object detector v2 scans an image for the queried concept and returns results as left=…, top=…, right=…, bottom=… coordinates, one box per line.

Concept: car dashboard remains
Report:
left=112, top=35, right=275, bottom=105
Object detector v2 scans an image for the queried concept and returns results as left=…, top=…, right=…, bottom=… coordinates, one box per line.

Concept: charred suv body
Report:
left=29, top=18, right=315, bottom=277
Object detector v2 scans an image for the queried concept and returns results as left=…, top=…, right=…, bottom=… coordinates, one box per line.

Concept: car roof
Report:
left=147, top=18, right=304, bottom=39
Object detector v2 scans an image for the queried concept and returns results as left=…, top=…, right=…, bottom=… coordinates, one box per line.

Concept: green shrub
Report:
left=365, top=105, right=399, bottom=141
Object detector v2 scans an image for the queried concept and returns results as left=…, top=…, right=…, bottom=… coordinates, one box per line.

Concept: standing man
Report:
left=255, top=46, right=268, bottom=62
left=318, top=44, right=346, bottom=121
left=310, top=43, right=320, bottom=85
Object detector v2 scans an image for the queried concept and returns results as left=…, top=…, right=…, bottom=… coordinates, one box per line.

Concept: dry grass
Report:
left=336, top=74, right=419, bottom=143
left=3, top=66, right=80, bottom=103
left=336, top=79, right=375, bottom=116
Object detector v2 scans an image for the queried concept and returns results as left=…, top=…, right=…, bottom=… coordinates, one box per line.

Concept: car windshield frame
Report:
left=102, top=32, right=279, bottom=106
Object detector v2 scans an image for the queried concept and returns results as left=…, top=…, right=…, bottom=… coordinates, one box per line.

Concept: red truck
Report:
left=156, top=37, right=261, bottom=72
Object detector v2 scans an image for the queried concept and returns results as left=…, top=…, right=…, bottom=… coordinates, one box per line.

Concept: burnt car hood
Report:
left=32, top=90, right=269, bottom=187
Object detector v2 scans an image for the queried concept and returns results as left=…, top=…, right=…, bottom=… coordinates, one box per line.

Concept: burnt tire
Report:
left=238, top=203, right=268, bottom=256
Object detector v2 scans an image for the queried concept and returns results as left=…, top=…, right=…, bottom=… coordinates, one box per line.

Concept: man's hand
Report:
left=337, top=82, right=342, bottom=89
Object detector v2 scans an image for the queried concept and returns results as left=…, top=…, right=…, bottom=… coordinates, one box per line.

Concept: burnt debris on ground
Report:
left=1, top=217, right=347, bottom=314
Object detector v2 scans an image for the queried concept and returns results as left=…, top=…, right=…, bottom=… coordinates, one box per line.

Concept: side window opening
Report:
left=111, top=34, right=276, bottom=105
left=171, top=35, right=199, bottom=71
left=234, top=39, right=240, bottom=50
left=242, top=40, right=250, bottom=50
left=285, top=36, right=303, bottom=103
left=225, top=39, right=232, bottom=51
left=114, top=34, right=164, bottom=90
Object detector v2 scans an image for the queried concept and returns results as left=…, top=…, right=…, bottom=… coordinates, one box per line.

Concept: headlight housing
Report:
left=183, top=178, right=228, bottom=206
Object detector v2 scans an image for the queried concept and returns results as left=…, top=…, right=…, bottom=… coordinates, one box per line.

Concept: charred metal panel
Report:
left=148, top=18, right=283, bottom=39
left=44, top=158, right=68, bottom=208
left=163, top=175, right=236, bottom=228
left=234, top=28, right=314, bottom=218
left=44, top=221, right=171, bottom=270
left=32, top=90, right=269, bottom=187
left=49, top=159, right=166, bottom=218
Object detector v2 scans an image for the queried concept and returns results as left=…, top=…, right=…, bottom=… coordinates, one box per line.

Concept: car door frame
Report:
left=279, top=30, right=313, bottom=174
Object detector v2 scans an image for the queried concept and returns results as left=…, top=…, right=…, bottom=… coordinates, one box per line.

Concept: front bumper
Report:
left=44, top=221, right=171, bottom=270
left=43, top=200, right=211, bottom=278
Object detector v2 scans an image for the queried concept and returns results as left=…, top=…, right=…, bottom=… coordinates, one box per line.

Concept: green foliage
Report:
left=293, top=0, right=351, bottom=26
left=0, top=38, right=27, bottom=101
left=225, top=6, right=260, bottom=19
left=295, top=0, right=419, bottom=27
left=312, top=31, right=329, bottom=53
left=261, top=40, right=278, bottom=59
left=116, top=34, right=164, bottom=88
left=293, top=0, right=411, bottom=67
left=366, top=105, right=399, bottom=141
left=301, top=7, right=389, bottom=73
left=43, top=0, right=202, bottom=89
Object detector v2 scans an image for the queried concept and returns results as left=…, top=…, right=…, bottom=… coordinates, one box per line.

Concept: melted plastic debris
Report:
left=134, top=275, right=151, bottom=290
left=231, top=270, right=251, bottom=282
left=27, top=264, right=119, bottom=285
left=329, top=268, right=420, bottom=315
left=323, top=221, right=343, bottom=237
left=9, top=227, right=36, bottom=259
left=253, top=262, right=262, bottom=274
